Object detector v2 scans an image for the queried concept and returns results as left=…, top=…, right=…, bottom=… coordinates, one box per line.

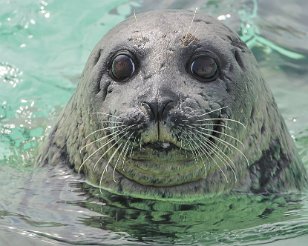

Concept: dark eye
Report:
left=189, top=55, right=218, bottom=81
left=111, top=54, right=135, bottom=81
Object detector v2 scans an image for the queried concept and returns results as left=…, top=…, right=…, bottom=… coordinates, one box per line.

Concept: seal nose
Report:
left=142, top=100, right=174, bottom=122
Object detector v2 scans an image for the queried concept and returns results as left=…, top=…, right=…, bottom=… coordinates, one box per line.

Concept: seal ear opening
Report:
left=93, top=49, right=102, bottom=66
left=233, top=49, right=245, bottom=70
left=100, top=81, right=111, bottom=100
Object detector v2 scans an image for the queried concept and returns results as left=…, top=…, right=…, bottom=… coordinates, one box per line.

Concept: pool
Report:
left=1, top=0, right=308, bottom=245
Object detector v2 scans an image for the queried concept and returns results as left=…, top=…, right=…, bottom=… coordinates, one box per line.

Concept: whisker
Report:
left=197, top=135, right=237, bottom=182
left=188, top=136, right=205, bottom=160
left=78, top=125, right=135, bottom=173
left=103, top=142, right=123, bottom=184
left=186, top=106, right=228, bottom=119
left=121, top=138, right=136, bottom=172
left=97, top=120, right=125, bottom=125
left=199, top=135, right=237, bottom=170
left=204, top=139, right=238, bottom=182
left=192, top=26, right=199, bottom=36
left=84, top=125, right=126, bottom=140
left=183, top=133, right=208, bottom=174
left=196, top=118, right=246, bottom=128
left=82, top=124, right=134, bottom=151
left=184, top=7, right=198, bottom=39
left=173, top=131, right=187, bottom=154
left=183, top=128, right=229, bottom=182
left=133, top=9, right=137, bottom=22
left=121, top=143, right=131, bottom=171
left=129, top=136, right=138, bottom=158
left=93, top=112, right=122, bottom=119
left=200, top=140, right=230, bottom=183
left=194, top=128, right=249, bottom=166
left=183, top=133, right=198, bottom=161
left=190, top=123, right=232, bottom=130
left=93, top=129, right=133, bottom=171
left=78, top=134, right=119, bottom=174
left=186, top=138, right=199, bottom=162
left=113, top=131, right=135, bottom=181
left=181, top=124, right=245, bottom=147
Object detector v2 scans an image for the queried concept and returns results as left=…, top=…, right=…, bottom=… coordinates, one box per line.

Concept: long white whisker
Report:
left=93, top=112, right=122, bottom=119
left=204, top=139, right=238, bottom=182
left=78, top=134, right=118, bottom=174
left=78, top=125, right=135, bottom=173
left=97, top=120, right=125, bottom=124
left=84, top=124, right=127, bottom=139
left=93, top=128, right=134, bottom=171
left=103, top=143, right=123, bottom=184
left=186, top=106, right=228, bottom=119
left=184, top=133, right=200, bottom=161
left=129, top=136, right=138, bottom=158
left=181, top=124, right=245, bottom=147
left=82, top=125, right=133, bottom=152
left=183, top=132, right=208, bottom=174
left=196, top=118, right=246, bottom=128
left=183, top=128, right=229, bottom=183
left=190, top=123, right=232, bottom=130
left=112, top=131, right=135, bottom=181
left=196, top=129, right=249, bottom=166
left=185, top=7, right=198, bottom=38
left=121, top=143, right=131, bottom=171
left=195, top=131, right=237, bottom=182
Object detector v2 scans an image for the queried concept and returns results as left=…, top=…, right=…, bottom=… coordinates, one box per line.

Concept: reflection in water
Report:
left=1, top=164, right=307, bottom=245
left=78, top=183, right=307, bottom=244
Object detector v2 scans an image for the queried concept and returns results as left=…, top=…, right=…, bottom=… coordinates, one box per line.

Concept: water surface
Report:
left=1, top=0, right=308, bottom=245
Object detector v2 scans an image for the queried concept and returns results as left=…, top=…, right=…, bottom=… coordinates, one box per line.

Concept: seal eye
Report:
left=189, top=55, right=218, bottom=81
left=111, top=54, right=135, bottom=81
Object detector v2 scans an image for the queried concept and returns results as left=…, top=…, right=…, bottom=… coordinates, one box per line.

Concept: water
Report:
left=0, top=0, right=308, bottom=245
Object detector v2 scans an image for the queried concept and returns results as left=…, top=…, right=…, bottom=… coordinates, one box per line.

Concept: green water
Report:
left=1, top=0, right=308, bottom=245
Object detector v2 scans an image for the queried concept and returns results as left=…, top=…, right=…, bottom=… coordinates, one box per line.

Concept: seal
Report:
left=37, top=10, right=307, bottom=199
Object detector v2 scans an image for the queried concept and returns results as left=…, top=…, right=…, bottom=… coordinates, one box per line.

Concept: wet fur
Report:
left=37, top=10, right=307, bottom=199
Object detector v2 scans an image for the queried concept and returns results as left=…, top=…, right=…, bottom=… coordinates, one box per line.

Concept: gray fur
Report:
left=37, top=10, right=307, bottom=200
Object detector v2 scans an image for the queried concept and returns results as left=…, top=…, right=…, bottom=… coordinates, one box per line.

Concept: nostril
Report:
left=141, top=101, right=157, bottom=121
left=160, top=100, right=174, bottom=121
left=142, top=100, right=174, bottom=122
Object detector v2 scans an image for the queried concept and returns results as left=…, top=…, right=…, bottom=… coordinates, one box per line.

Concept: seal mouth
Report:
left=142, top=141, right=176, bottom=152
left=98, top=107, right=227, bottom=168
left=95, top=110, right=234, bottom=188
left=130, top=140, right=190, bottom=161
left=104, top=116, right=225, bottom=158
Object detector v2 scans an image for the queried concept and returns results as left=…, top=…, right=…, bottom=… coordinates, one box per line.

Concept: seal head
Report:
left=38, top=10, right=307, bottom=199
